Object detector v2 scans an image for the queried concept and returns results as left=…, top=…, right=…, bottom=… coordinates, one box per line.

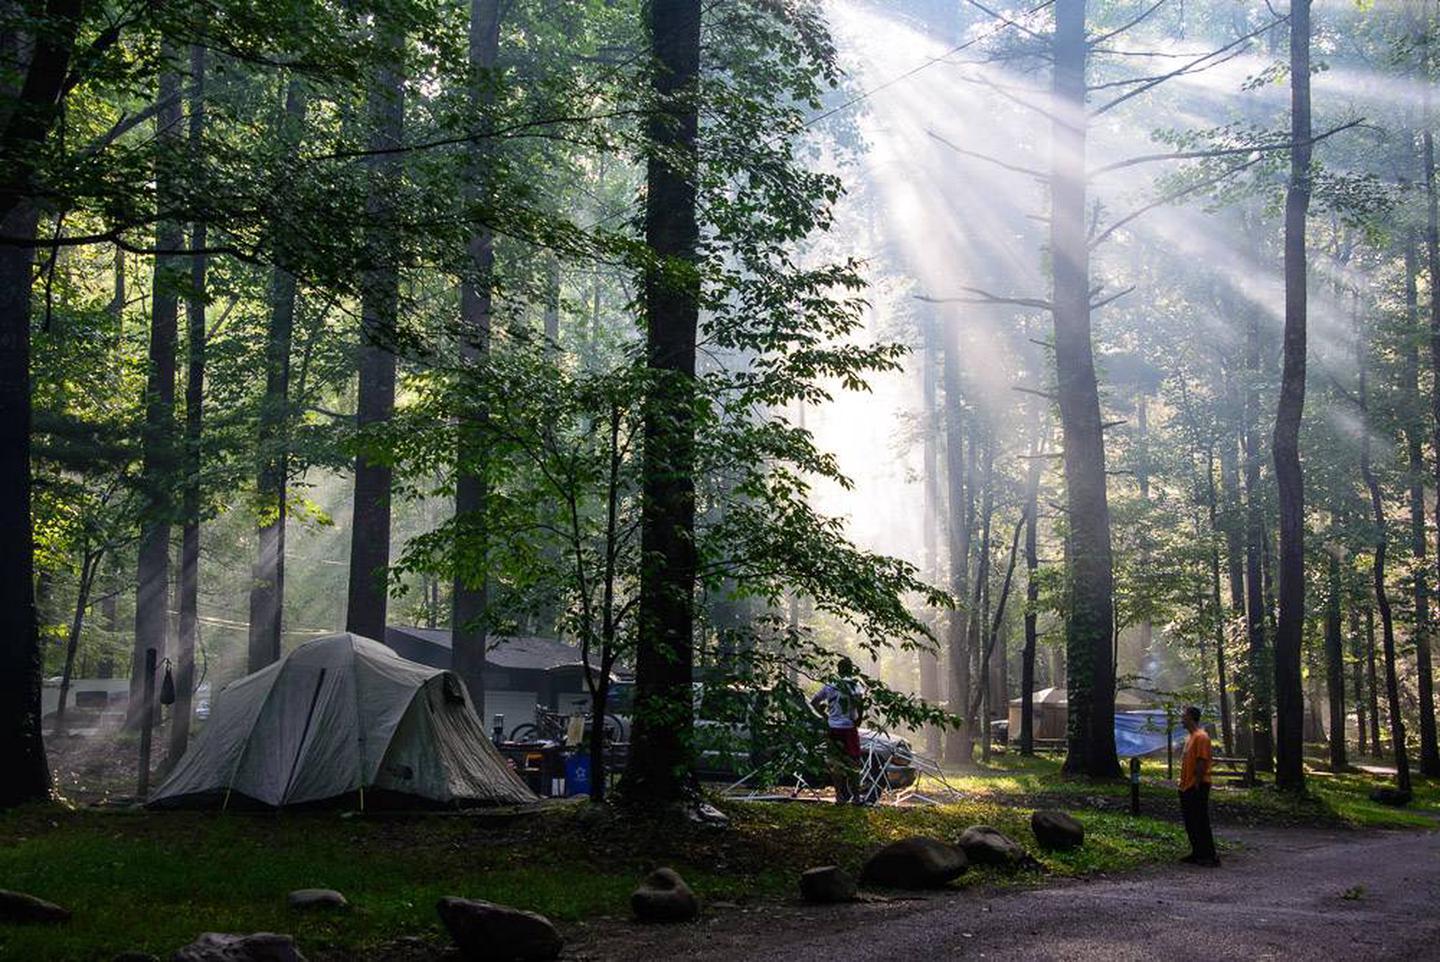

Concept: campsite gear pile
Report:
left=148, top=633, right=536, bottom=808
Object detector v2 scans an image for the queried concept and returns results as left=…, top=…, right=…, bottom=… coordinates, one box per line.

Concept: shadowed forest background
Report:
left=4, top=0, right=1440, bottom=815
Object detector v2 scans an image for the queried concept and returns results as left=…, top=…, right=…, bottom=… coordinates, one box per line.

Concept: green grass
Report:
left=1, top=756, right=1432, bottom=961
left=0, top=795, right=1187, bottom=962
left=917, top=750, right=1440, bottom=829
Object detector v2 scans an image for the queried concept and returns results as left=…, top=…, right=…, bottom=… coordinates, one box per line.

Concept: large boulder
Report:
left=859, top=837, right=967, bottom=889
left=171, top=933, right=305, bottom=962
left=799, top=866, right=858, bottom=904
left=957, top=825, right=1025, bottom=867
left=286, top=889, right=347, bottom=911
left=1030, top=810, right=1085, bottom=851
left=631, top=868, right=700, bottom=923
left=436, top=897, right=562, bottom=962
left=0, top=889, right=70, bottom=924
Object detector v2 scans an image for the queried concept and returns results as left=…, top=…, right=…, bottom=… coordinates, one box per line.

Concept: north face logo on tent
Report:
left=383, top=762, right=415, bottom=781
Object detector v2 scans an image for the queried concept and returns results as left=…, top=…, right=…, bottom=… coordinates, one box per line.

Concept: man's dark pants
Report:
left=1179, top=784, right=1217, bottom=862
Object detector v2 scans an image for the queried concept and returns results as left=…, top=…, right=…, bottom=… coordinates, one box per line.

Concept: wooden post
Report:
left=138, top=646, right=157, bottom=798
left=1166, top=705, right=1175, bottom=781
left=1129, top=756, right=1141, bottom=814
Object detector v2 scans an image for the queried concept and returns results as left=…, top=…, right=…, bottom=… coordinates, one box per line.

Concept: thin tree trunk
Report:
left=129, top=59, right=185, bottom=727
left=1021, top=431, right=1042, bottom=756
left=973, top=436, right=994, bottom=762
left=1271, top=0, right=1311, bottom=792
left=54, top=548, right=101, bottom=734
left=920, top=314, right=942, bottom=757
left=941, top=320, right=972, bottom=765
left=1358, top=304, right=1412, bottom=795
left=247, top=80, right=307, bottom=672
left=1243, top=319, right=1273, bottom=765
left=622, top=0, right=702, bottom=808
left=170, top=43, right=206, bottom=764
left=1325, top=546, right=1346, bottom=771
left=451, top=0, right=500, bottom=714
left=1205, top=445, right=1234, bottom=754
left=345, top=16, right=405, bottom=641
left=1350, top=604, right=1367, bottom=756
left=1366, top=604, right=1382, bottom=752
left=1051, top=0, right=1120, bottom=778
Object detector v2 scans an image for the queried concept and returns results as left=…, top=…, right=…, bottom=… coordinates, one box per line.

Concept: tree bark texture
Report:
left=130, top=61, right=185, bottom=726
left=247, top=80, right=307, bottom=671
left=345, top=16, right=405, bottom=641
left=622, top=0, right=702, bottom=807
left=1051, top=0, right=1120, bottom=777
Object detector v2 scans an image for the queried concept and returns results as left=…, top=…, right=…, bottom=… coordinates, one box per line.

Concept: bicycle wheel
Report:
left=508, top=723, right=540, bottom=743
left=603, top=713, right=627, bottom=744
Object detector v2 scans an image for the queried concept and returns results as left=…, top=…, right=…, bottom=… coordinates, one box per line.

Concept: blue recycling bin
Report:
left=564, top=752, right=591, bottom=797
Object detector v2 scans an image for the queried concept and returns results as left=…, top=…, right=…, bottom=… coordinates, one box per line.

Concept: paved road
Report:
left=573, top=827, right=1440, bottom=961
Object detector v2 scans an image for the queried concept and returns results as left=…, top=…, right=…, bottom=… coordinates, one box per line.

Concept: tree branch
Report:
left=916, top=289, right=1052, bottom=311
left=927, top=128, right=1047, bottom=179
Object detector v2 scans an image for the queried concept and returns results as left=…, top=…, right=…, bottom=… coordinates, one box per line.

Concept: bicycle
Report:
left=508, top=704, right=626, bottom=745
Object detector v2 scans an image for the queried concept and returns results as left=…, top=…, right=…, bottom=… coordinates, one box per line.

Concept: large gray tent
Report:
left=149, top=633, right=536, bottom=808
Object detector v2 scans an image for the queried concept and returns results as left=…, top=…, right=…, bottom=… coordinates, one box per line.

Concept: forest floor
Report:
left=3, top=753, right=1436, bottom=961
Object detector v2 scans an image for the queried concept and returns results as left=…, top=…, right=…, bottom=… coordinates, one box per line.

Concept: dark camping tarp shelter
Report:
left=149, top=633, right=536, bottom=808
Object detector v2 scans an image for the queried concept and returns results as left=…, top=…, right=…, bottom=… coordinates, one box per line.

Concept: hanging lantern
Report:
left=159, top=659, right=176, bottom=706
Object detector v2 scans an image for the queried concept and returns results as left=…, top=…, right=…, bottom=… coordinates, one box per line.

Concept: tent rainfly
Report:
left=149, top=633, right=536, bottom=808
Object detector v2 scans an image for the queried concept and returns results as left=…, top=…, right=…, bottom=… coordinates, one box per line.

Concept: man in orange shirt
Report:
left=1178, top=705, right=1219, bottom=867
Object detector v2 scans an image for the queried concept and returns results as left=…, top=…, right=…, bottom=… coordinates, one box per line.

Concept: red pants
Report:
left=827, top=726, right=860, bottom=759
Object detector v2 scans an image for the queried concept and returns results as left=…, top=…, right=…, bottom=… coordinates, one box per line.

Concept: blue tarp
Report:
left=1114, top=710, right=1185, bottom=757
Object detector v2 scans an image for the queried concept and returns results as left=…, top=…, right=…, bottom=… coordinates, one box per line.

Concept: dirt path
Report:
left=568, top=826, right=1440, bottom=961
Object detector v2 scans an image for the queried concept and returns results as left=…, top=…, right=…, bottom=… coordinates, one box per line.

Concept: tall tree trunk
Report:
left=919, top=314, right=942, bottom=757
left=54, top=548, right=101, bottom=734
left=129, top=60, right=185, bottom=726
left=1405, top=229, right=1440, bottom=776
left=1206, top=445, right=1234, bottom=754
left=169, top=44, right=206, bottom=764
left=1021, top=431, right=1042, bottom=756
left=1135, top=393, right=1153, bottom=664
left=1422, top=129, right=1440, bottom=776
left=941, top=319, right=972, bottom=765
left=345, top=15, right=405, bottom=641
left=972, top=436, right=994, bottom=762
left=622, top=0, right=702, bottom=808
left=1324, top=546, right=1346, bottom=771
left=1242, top=310, right=1273, bottom=764
left=1271, top=0, right=1310, bottom=792
left=1358, top=312, right=1413, bottom=796
left=1350, top=604, right=1367, bottom=756
left=1366, top=604, right=1382, bottom=752
left=451, top=0, right=500, bottom=713
left=0, top=188, right=46, bottom=804
left=247, top=80, right=307, bottom=671
left=1051, top=0, right=1119, bottom=778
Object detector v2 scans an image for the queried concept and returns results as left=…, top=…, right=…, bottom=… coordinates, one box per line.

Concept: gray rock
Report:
left=0, top=889, right=70, bottom=924
left=859, top=837, right=968, bottom=889
left=958, top=825, right=1025, bottom=867
left=286, top=889, right=347, bottom=911
left=436, top=896, right=562, bottom=961
left=170, top=933, right=305, bottom=962
left=631, top=867, right=700, bottom=922
left=1031, top=809, right=1085, bottom=851
left=799, top=866, right=858, bottom=903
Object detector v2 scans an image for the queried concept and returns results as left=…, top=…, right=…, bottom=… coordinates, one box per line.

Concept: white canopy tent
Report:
left=149, top=633, right=536, bottom=809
